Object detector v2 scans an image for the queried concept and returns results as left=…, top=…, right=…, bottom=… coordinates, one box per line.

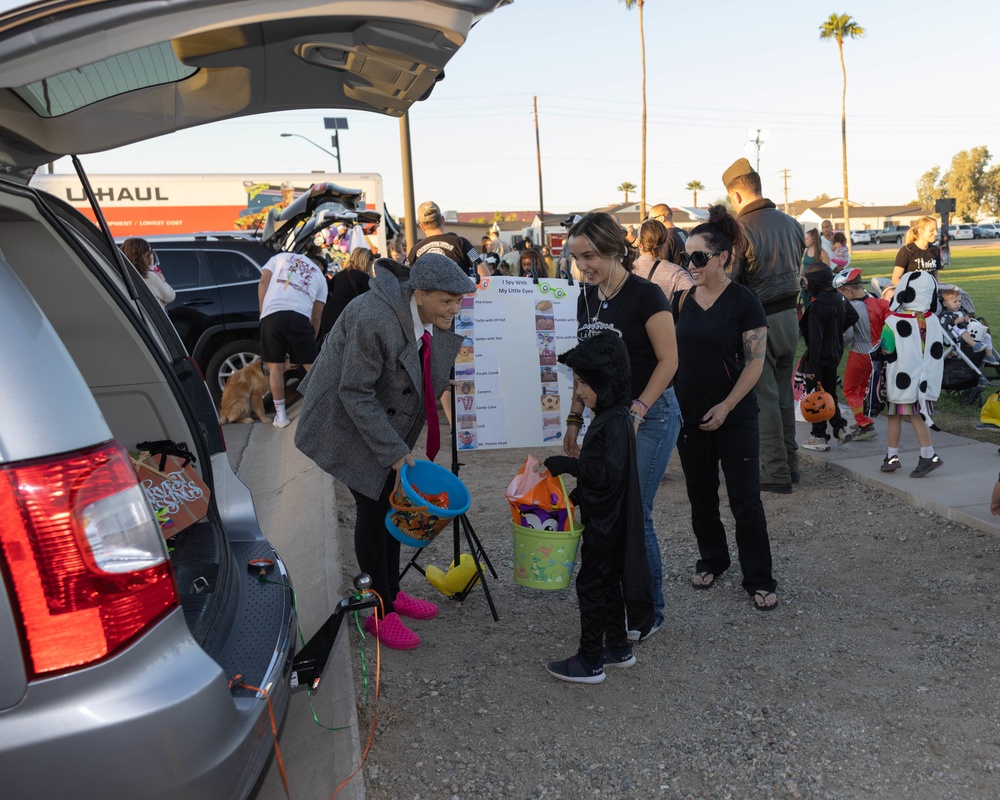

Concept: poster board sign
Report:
left=453, top=276, right=581, bottom=450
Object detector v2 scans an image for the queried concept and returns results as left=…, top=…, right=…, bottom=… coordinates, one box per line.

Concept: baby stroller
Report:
left=936, top=282, right=999, bottom=406
left=869, top=277, right=999, bottom=406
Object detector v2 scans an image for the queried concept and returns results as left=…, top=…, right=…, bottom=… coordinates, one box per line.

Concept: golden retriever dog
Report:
left=219, top=360, right=270, bottom=424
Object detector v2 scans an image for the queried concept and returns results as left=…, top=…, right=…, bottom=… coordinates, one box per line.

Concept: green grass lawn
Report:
left=807, top=246, right=1000, bottom=443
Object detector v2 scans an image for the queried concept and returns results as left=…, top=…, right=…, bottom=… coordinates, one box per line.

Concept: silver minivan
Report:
left=0, top=1, right=503, bottom=797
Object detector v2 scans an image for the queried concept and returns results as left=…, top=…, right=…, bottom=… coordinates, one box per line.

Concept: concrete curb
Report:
left=794, top=418, right=1000, bottom=536
left=229, top=418, right=364, bottom=800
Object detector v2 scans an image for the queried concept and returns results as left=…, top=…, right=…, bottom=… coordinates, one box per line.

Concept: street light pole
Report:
left=280, top=133, right=339, bottom=165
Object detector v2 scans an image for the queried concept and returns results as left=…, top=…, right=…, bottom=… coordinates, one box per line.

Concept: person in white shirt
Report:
left=257, top=250, right=328, bottom=428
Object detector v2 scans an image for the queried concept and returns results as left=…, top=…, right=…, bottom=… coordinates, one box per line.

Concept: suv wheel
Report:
left=874, top=236, right=881, bottom=244
left=206, top=339, right=260, bottom=403
left=896, top=235, right=903, bottom=244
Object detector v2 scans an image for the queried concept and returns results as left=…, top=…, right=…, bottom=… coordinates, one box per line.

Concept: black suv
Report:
left=146, top=234, right=270, bottom=403
left=142, top=180, right=376, bottom=404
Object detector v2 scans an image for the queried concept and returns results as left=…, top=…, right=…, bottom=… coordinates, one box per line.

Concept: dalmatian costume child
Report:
left=879, top=271, right=946, bottom=477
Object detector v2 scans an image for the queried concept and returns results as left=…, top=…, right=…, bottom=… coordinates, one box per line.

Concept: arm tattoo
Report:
left=743, top=327, right=766, bottom=362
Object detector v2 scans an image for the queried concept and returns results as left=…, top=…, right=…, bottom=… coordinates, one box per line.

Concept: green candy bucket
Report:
left=511, top=522, right=583, bottom=590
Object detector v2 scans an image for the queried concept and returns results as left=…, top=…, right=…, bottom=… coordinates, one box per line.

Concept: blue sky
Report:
left=62, top=0, right=999, bottom=217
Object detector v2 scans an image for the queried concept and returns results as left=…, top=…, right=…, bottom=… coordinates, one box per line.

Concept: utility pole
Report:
left=781, top=168, right=791, bottom=215
left=534, top=96, right=545, bottom=249
left=399, top=113, right=416, bottom=252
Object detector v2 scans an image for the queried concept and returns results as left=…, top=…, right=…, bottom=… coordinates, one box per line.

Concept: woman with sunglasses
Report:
left=672, top=205, right=778, bottom=611
left=565, top=212, right=680, bottom=642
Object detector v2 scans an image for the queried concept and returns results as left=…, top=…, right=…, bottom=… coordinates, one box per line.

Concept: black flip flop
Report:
left=753, top=590, right=779, bottom=611
left=692, top=571, right=716, bottom=590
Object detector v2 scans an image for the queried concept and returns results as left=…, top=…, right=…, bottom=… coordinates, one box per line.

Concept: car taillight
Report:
left=0, top=441, right=178, bottom=677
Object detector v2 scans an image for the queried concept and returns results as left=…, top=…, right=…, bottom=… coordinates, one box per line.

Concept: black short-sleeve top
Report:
left=672, top=282, right=768, bottom=424
left=576, top=273, right=670, bottom=400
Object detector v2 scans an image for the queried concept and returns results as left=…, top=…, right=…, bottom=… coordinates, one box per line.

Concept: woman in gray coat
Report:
left=296, top=253, right=475, bottom=649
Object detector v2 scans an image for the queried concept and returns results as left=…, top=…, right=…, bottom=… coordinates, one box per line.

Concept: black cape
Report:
left=564, top=406, right=654, bottom=637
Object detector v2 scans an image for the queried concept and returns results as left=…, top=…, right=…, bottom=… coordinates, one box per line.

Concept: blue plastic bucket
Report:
left=384, top=460, right=471, bottom=548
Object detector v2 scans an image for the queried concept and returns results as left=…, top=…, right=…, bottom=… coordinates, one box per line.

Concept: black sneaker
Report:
left=880, top=455, right=902, bottom=472
left=546, top=654, right=605, bottom=684
left=910, top=454, right=943, bottom=478
left=601, top=647, right=637, bottom=669
left=760, top=481, right=792, bottom=494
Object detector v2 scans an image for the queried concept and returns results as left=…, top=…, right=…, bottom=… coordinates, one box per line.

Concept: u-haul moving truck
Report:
left=29, top=172, right=387, bottom=255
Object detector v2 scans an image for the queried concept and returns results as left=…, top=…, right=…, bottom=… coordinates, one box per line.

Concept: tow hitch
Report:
left=290, top=573, right=378, bottom=692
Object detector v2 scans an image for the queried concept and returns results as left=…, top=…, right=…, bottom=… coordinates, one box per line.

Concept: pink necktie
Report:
left=421, top=332, right=440, bottom=461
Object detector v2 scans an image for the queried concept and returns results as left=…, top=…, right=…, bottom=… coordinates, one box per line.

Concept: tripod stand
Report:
left=398, top=380, right=499, bottom=621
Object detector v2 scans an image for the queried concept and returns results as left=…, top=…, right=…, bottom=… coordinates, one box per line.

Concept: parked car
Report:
left=130, top=235, right=271, bottom=402
left=0, top=1, right=503, bottom=798
left=850, top=229, right=872, bottom=245
left=975, top=223, right=1000, bottom=239
left=949, top=224, right=976, bottom=240
left=874, top=225, right=910, bottom=245
left=138, top=192, right=367, bottom=405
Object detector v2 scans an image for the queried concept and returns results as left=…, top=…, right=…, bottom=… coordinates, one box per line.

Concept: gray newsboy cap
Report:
left=409, top=252, right=477, bottom=295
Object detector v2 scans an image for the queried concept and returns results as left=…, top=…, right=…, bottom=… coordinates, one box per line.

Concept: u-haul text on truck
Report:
left=30, top=172, right=388, bottom=255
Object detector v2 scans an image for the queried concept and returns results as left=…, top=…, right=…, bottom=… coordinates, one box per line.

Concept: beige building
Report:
left=796, top=198, right=928, bottom=232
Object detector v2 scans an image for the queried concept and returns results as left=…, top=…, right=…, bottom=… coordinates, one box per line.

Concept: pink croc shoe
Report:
left=393, top=591, right=439, bottom=620
left=363, top=612, right=420, bottom=649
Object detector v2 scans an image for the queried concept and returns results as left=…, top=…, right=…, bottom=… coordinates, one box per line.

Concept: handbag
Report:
left=863, top=344, right=887, bottom=419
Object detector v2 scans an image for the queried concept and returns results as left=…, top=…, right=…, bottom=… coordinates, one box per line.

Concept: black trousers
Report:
left=676, top=418, right=777, bottom=594
left=350, top=473, right=401, bottom=617
left=575, top=523, right=628, bottom=664
left=808, top=363, right=848, bottom=439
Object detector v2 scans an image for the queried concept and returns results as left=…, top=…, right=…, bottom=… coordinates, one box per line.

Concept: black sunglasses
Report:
left=678, top=250, right=722, bottom=269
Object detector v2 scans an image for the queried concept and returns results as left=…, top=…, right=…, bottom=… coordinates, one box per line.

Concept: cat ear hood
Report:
left=558, top=331, right=632, bottom=410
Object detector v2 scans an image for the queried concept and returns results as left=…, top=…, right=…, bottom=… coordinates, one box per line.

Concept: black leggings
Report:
left=350, top=474, right=401, bottom=617
left=574, top=524, right=628, bottom=664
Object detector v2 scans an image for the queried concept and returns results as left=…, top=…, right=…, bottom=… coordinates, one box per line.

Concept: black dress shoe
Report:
left=760, top=482, right=793, bottom=494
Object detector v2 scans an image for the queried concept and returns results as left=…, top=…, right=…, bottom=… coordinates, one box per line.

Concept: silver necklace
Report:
left=598, top=269, right=627, bottom=311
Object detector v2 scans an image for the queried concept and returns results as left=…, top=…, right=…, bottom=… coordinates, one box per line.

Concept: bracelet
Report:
left=566, top=412, right=585, bottom=428
left=631, top=399, right=648, bottom=416
left=628, top=409, right=644, bottom=424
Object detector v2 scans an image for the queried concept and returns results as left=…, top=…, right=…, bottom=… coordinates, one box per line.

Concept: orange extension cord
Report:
left=232, top=590, right=384, bottom=799
left=329, top=590, right=383, bottom=798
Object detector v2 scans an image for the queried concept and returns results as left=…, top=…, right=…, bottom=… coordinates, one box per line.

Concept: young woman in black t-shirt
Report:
left=565, top=212, right=680, bottom=641
left=892, top=216, right=940, bottom=287
left=672, top=205, right=778, bottom=611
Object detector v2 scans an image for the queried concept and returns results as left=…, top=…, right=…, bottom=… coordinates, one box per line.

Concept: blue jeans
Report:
left=634, top=387, right=682, bottom=626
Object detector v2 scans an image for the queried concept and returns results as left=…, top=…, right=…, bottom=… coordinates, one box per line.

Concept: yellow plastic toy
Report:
left=425, top=553, right=483, bottom=597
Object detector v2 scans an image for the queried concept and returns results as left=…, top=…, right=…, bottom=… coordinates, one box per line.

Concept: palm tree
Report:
left=686, top=180, right=704, bottom=208
left=622, top=0, right=646, bottom=217
left=617, top=181, right=637, bottom=204
left=820, top=12, right=865, bottom=250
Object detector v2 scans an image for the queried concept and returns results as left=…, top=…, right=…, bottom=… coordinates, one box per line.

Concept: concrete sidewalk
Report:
left=225, top=416, right=363, bottom=800
left=794, top=416, right=1000, bottom=534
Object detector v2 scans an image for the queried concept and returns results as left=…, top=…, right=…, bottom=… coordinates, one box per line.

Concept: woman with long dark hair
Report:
left=672, top=205, right=778, bottom=611
left=317, top=246, right=374, bottom=343
left=564, top=212, right=680, bottom=641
